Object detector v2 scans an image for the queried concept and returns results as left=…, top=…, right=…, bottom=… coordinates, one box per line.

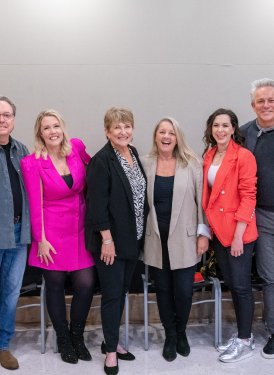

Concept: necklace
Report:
left=217, top=149, right=226, bottom=155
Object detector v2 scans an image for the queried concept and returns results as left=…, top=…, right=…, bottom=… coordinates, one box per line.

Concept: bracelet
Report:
left=102, top=239, right=113, bottom=245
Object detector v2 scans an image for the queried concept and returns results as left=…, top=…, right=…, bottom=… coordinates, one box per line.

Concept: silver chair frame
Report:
left=18, top=277, right=46, bottom=354
left=142, top=264, right=222, bottom=350
left=39, top=279, right=129, bottom=353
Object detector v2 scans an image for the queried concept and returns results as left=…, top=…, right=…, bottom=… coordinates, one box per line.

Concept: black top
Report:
left=62, top=174, right=73, bottom=189
left=1, top=140, right=22, bottom=218
left=153, top=175, right=174, bottom=268
left=154, top=175, right=174, bottom=225
left=253, top=130, right=274, bottom=211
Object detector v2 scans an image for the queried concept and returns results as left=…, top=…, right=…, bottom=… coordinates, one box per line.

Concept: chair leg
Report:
left=143, top=276, right=149, bottom=351
left=211, top=277, right=222, bottom=347
left=53, top=330, right=58, bottom=353
left=124, top=292, right=129, bottom=350
left=217, top=279, right=222, bottom=346
left=40, top=278, right=46, bottom=354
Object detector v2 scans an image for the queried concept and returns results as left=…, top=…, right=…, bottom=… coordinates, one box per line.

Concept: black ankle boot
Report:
left=56, top=322, right=78, bottom=364
left=70, top=322, right=92, bottom=361
left=176, top=332, right=190, bottom=357
left=163, top=336, right=177, bottom=362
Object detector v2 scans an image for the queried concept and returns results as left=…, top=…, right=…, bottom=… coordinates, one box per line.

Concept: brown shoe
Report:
left=0, top=351, right=19, bottom=370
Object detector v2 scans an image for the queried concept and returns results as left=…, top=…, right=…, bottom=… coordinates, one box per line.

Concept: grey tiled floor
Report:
left=4, top=321, right=273, bottom=375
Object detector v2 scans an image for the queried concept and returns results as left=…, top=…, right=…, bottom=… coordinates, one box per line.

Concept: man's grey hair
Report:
left=250, top=78, right=274, bottom=102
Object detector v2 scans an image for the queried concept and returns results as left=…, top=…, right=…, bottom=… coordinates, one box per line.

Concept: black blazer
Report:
left=85, top=142, right=148, bottom=259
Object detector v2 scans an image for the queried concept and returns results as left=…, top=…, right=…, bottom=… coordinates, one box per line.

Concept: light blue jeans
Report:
left=0, top=223, right=27, bottom=350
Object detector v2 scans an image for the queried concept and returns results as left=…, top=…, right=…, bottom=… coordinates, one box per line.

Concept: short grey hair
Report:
left=250, top=78, right=274, bottom=102
left=0, top=96, right=16, bottom=115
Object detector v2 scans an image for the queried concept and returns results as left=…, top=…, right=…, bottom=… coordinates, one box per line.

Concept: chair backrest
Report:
left=20, top=265, right=43, bottom=296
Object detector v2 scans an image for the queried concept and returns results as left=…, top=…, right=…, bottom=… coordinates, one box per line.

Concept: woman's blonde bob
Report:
left=34, top=109, right=71, bottom=159
left=150, top=117, right=200, bottom=166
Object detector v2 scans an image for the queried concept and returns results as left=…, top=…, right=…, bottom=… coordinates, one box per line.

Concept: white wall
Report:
left=1, top=0, right=274, bottom=156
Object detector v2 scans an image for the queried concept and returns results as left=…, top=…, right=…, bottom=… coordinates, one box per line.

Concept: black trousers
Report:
left=150, top=219, right=196, bottom=337
left=150, top=264, right=196, bottom=338
left=213, top=236, right=255, bottom=339
left=93, top=253, right=137, bottom=352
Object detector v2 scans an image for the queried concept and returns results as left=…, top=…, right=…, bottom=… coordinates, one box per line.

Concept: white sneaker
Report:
left=219, top=337, right=255, bottom=363
left=217, top=333, right=255, bottom=353
left=217, top=333, right=237, bottom=353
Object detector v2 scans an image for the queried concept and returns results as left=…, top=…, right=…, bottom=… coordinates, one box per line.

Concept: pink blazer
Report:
left=21, top=138, right=94, bottom=271
left=202, top=140, right=258, bottom=247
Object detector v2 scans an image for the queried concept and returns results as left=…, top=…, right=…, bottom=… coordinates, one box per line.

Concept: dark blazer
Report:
left=240, top=119, right=259, bottom=152
left=85, top=141, right=148, bottom=259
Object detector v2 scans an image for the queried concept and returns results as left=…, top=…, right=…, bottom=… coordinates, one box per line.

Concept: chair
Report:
left=19, top=270, right=129, bottom=354
left=217, top=254, right=264, bottom=345
left=45, top=287, right=130, bottom=353
left=18, top=274, right=46, bottom=354
left=221, top=280, right=264, bottom=309
left=142, top=261, right=222, bottom=350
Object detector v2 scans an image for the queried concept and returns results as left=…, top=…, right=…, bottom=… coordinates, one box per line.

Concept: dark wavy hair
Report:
left=203, top=108, right=244, bottom=156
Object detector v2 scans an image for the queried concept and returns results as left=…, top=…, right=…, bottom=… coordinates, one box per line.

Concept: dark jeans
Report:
left=93, top=253, right=137, bottom=352
left=213, top=236, right=254, bottom=339
left=255, top=208, right=274, bottom=334
left=150, top=264, right=196, bottom=338
left=42, top=266, right=96, bottom=330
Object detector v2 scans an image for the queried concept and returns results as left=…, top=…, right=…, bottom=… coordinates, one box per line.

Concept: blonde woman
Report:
left=21, top=110, right=96, bottom=364
left=141, top=118, right=210, bottom=362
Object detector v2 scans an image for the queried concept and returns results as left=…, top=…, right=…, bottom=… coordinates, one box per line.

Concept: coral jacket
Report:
left=21, top=138, right=94, bottom=271
left=202, top=140, right=258, bottom=247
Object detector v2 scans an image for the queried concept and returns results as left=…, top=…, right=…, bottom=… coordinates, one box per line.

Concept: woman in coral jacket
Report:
left=21, top=110, right=95, bottom=364
left=202, top=108, right=258, bottom=363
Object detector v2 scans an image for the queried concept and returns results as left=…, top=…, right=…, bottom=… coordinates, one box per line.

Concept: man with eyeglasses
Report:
left=0, top=96, right=30, bottom=370
left=241, top=78, right=274, bottom=360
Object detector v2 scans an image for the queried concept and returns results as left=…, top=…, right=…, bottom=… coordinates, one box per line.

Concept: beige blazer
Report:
left=141, top=155, right=206, bottom=270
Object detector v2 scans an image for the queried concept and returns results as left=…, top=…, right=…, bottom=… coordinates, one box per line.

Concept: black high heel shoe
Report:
left=104, top=353, right=119, bottom=375
left=101, top=341, right=135, bottom=361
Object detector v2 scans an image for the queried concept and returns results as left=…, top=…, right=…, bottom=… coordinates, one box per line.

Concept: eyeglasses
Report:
left=0, top=113, right=15, bottom=121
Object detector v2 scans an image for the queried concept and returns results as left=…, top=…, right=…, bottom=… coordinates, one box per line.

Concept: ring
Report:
left=39, top=254, right=43, bottom=257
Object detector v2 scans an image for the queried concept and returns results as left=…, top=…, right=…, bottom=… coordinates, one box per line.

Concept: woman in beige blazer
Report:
left=141, top=117, right=210, bottom=362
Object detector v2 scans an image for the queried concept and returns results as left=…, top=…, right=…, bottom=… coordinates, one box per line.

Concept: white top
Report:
left=208, top=164, right=220, bottom=188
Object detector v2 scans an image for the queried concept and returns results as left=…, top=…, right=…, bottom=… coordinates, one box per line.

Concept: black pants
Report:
left=213, top=236, right=255, bottom=339
left=42, top=266, right=96, bottom=330
left=150, top=264, right=196, bottom=338
left=93, top=253, right=137, bottom=352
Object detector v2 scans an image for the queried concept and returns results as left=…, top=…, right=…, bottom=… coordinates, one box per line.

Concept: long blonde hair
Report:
left=150, top=117, right=200, bottom=166
left=34, top=109, right=71, bottom=159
